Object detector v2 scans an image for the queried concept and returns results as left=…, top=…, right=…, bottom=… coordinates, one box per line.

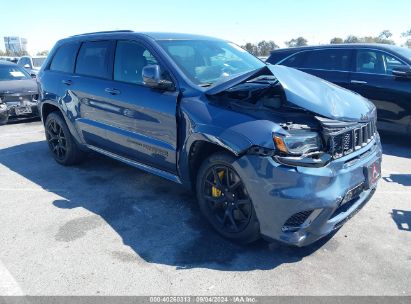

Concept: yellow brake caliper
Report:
left=212, top=170, right=225, bottom=197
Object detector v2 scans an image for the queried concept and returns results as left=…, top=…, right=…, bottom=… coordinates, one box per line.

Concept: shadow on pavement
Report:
left=391, top=209, right=411, bottom=232
left=383, top=174, right=411, bottom=187
left=379, top=131, right=411, bottom=158
left=0, top=140, right=337, bottom=271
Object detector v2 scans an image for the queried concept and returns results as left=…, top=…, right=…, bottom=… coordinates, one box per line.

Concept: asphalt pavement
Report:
left=0, top=120, right=410, bottom=295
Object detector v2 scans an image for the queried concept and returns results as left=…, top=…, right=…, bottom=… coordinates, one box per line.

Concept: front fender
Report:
left=178, top=119, right=285, bottom=188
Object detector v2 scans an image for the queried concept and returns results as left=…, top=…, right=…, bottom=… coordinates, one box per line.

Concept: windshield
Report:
left=158, top=39, right=265, bottom=86
left=32, top=57, right=46, bottom=68
left=0, top=65, right=31, bottom=81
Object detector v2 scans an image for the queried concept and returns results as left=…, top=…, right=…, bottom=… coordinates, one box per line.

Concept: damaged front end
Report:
left=206, top=64, right=378, bottom=168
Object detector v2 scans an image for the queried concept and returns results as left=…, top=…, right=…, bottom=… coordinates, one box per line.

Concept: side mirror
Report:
left=142, top=65, right=174, bottom=90
left=30, top=73, right=37, bottom=78
left=392, top=67, right=411, bottom=79
left=24, top=64, right=31, bottom=69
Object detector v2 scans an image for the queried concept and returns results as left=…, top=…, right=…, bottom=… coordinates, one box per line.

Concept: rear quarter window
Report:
left=267, top=52, right=293, bottom=65
left=50, top=42, right=79, bottom=73
left=75, top=41, right=112, bottom=79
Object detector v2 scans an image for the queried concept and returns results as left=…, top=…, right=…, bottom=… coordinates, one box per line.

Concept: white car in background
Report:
left=17, top=55, right=47, bottom=76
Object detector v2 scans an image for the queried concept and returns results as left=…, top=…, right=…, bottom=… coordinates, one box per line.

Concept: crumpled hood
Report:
left=207, top=65, right=375, bottom=122
left=0, top=79, right=38, bottom=95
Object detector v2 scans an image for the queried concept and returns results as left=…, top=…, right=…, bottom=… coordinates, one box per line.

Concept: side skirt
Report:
left=86, top=145, right=182, bottom=184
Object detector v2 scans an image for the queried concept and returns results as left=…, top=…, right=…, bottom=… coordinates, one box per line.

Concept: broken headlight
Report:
left=273, top=130, right=331, bottom=167
left=273, top=130, right=323, bottom=156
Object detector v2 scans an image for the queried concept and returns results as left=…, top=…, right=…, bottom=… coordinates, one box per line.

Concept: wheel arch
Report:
left=40, top=101, right=85, bottom=148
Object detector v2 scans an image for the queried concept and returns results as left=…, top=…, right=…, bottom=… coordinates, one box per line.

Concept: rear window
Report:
left=303, top=49, right=352, bottom=71
left=50, top=42, right=79, bottom=73
left=75, top=41, right=111, bottom=79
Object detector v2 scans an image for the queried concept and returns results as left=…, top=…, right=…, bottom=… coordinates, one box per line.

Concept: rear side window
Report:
left=50, top=43, right=79, bottom=73
left=303, top=49, right=352, bottom=71
left=75, top=41, right=111, bottom=78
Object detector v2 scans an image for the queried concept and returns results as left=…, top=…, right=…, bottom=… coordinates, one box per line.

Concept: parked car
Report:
left=0, top=61, right=39, bottom=125
left=267, top=44, right=411, bottom=136
left=17, top=55, right=47, bottom=76
left=37, top=31, right=382, bottom=246
left=0, top=56, right=20, bottom=63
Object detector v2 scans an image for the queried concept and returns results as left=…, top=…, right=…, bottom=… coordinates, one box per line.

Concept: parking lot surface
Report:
left=0, top=120, right=410, bottom=296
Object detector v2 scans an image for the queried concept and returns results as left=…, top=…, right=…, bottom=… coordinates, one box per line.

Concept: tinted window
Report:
left=281, top=52, right=307, bottom=67
left=303, top=49, right=352, bottom=71
left=267, top=52, right=291, bottom=64
left=50, top=43, right=79, bottom=73
left=0, top=65, right=30, bottom=81
left=356, top=49, right=406, bottom=75
left=114, top=40, right=157, bottom=84
left=75, top=41, right=111, bottom=78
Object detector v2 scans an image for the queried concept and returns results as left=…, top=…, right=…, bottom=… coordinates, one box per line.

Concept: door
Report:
left=349, top=49, right=411, bottom=134
left=75, top=39, right=178, bottom=173
left=299, top=49, right=353, bottom=90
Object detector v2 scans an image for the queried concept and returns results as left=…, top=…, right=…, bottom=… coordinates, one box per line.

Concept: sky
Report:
left=1, top=0, right=410, bottom=55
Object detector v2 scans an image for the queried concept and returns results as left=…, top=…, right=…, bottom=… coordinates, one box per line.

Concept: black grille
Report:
left=284, top=210, right=313, bottom=228
left=324, top=119, right=377, bottom=159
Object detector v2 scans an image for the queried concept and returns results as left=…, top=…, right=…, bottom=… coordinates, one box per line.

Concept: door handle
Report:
left=350, top=80, right=367, bottom=84
left=62, top=80, right=72, bottom=86
left=105, top=88, right=121, bottom=95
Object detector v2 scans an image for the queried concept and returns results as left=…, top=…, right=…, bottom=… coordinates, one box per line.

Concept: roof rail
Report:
left=70, top=30, right=133, bottom=37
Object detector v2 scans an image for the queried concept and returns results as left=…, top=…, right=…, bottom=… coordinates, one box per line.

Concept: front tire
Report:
left=45, top=112, right=84, bottom=166
left=196, top=152, right=260, bottom=244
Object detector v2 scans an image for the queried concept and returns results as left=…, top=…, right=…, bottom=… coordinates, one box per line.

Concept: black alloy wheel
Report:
left=196, top=152, right=260, bottom=244
left=46, top=118, right=67, bottom=161
left=45, top=112, right=84, bottom=166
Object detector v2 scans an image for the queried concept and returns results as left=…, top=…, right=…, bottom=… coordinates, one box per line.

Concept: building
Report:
left=3, top=36, right=27, bottom=54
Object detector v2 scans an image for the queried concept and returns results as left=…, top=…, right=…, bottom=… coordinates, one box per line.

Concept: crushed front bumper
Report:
left=233, top=135, right=382, bottom=247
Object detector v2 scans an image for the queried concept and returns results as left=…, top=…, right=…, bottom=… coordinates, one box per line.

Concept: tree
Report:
left=242, top=40, right=279, bottom=56
left=330, top=37, right=343, bottom=44
left=285, top=37, right=308, bottom=48
left=375, top=30, right=394, bottom=44
left=344, top=35, right=360, bottom=43
left=37, top=50, right=49, bottom=56
left=402, top=28, right=411, bottom=48
left=257, top=40, right=279, bottom=56
left=0, top=50, right=6, bottom=56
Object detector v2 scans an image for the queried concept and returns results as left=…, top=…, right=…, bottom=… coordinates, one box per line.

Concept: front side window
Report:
left=0, top=65, right=30, bottom=81
left=356, top=50, right=406, bottom=75
left=158, top=40, right=265, bottom=86
left=75, top=41, right=111, bottom=78
left=114, top=40, right=158, bottom=84
left=303, top=49, right=352, bottom=71
left=50, top=42, right=79, bottom=73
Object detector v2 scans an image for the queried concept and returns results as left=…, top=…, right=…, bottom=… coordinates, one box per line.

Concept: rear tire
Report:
left=196, top=152, right=260, bottom=244
left=45, top=112, right=84, bottom=166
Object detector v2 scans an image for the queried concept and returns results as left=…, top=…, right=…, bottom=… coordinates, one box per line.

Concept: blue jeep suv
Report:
left=37, top=31, right=382, bottom=246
